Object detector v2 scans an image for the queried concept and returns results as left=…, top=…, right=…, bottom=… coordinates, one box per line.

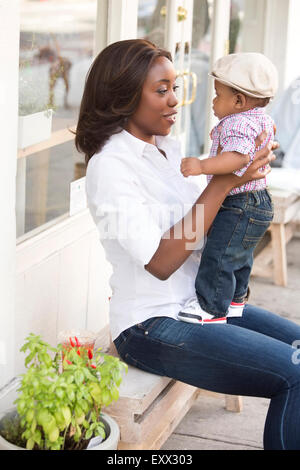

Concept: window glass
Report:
left=17, top=0, right=97, bottom=238
left=187, top=0, right=213, bottom=156
left=137, top=0, right=166, bottom=48
left=229, top=0, right=245, bottom=53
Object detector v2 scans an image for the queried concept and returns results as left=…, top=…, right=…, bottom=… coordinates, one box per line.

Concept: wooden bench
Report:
left=96, top=326, right=243, bottom=450
left=252, top=189, right=300, bottom=286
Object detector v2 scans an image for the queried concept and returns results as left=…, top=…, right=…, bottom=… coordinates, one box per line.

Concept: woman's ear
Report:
left=234, top=93, right=247, bottom=109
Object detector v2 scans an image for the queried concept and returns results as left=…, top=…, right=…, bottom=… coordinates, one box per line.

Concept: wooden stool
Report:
left=97, top=327, right=242, bottom=450
left=252, top=189, right=300, bottom=286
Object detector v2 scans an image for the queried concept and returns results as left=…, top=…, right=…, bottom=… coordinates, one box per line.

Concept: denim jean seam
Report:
left=137, top=317, right=165, bottom=334
left=245, top=204, right=274, bottom=218
left=205, top=212, right=244, bottom=316
left=129, top=328, right=184, bottom=352
left=114, top=328, right=135, bottom=357
left=242, top=218, right=272, bottom=250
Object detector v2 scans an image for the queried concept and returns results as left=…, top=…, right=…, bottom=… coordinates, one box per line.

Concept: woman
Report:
left=76, top=39, right=300, bottom=450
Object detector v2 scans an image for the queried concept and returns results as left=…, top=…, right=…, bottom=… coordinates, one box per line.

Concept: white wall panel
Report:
left=57, top=235, right=91, bottom=334
left=14, top=254, right=59, bottom=375
left=86, top=231, right=112, bottom=333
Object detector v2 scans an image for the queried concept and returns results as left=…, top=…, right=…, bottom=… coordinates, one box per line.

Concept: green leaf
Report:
left=101, top=389, right=111, bottom=406
left=74, top=369, right=84, bottom=386
left=26, top=438, right=35, bottom=450
left=61, top=406, right=71, bottom=427
left=89, top=383, right=102, bottom=404
left=82, top=419, right=89, bottom=430
left=31, top=418, right=37, bottom=433
left=83, top=367, right=97, bottom=381
left=78, top=399, right=89, bottom=414
left=33, top=429, right=42, bottom=446
left=75, top=404, right=83, bottom=418
left=25, top=351, right=36, bottom=367
left=85, top=429, right=93, bottom=440
left=26, top=409, right=34, bottom=423
left=55, top=388, right=64, bottom=399
left=95, top=426, right=106, bottom=439
left=17, top=399, right=26, bottom=414
left=111, top=386, right=119, bottom=402
left=48, top=426, right=59, bottom=443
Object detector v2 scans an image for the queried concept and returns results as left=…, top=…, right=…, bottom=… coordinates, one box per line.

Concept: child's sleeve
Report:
left=219, top=117, right=258, bottom=177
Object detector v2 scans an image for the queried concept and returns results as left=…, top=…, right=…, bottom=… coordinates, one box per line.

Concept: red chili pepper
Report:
left=77, top=349, right=80, bottom=356
left=90, top=364, right=96, bottom=369
left=88, top=349, right=93, bottom=360
left=66, top=360, right=72, bottom=365
left=69, top=337, right=75, bottom=347
left=74, top=336, right=80, bottom=347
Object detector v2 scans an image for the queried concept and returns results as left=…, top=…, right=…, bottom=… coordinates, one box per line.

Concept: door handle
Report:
left=160, top=5, right=188, bottom=22
left=183, top=71, right=197, bottom=105
left=175, top=71, right=188, bottom=108
left=175, top=70, right=197, bottom=108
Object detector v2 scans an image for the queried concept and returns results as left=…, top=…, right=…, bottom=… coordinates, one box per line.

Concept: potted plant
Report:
left=18, top=73, right=53, bottom=149
left=0, top=333, right=127, bottom=450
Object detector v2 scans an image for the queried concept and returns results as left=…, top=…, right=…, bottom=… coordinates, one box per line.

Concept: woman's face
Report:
left=126, top=56, right=179, bottom=144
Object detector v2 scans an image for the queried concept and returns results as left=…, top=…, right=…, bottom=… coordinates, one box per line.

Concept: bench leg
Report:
left=271, top=223, right=288, bottom=287
left=225, top=395, right=243, bottom=413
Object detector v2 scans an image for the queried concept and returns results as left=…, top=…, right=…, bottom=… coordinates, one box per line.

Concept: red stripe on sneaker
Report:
left=203, top=317, right=227, bottom=323
left=230, top=302, right=245, bottom=306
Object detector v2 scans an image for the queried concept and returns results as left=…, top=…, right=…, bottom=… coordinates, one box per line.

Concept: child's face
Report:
left=212, top=81, right=237, bottom=119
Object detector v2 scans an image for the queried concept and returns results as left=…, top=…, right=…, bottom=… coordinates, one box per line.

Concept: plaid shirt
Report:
left=207, top=108, right=275, bottom=195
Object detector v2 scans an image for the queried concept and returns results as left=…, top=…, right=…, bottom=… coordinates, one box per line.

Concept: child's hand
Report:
left=180, top=157, right=203, bottom=177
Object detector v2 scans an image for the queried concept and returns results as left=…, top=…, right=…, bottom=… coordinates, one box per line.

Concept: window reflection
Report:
left=187, top=0, right=212, bottom=156
left=137, top=0, right=165, bottom=48
left=17, top=0, right=97, bottom=238
left=229, top=0, right=245, bottom=54
left=19, top=0, right=96, bottom=130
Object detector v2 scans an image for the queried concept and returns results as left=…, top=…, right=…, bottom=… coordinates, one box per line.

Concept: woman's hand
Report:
left=237, top=134, right=279, bottom=187
left=212, top=132, right=279, bottom=191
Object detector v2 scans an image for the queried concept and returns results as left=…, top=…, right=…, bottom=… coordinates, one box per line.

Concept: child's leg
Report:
left=196, top=191, right=274, bottom=318
left=232, top=189, right=274, bottom=305
left=233, top=257, right=253, bottom=303
left=195, top=195, right=248, bottom=317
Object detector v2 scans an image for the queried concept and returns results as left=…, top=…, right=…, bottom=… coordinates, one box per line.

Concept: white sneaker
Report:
left=177, top=297, right=227, bottom=325
left=226, top=301, right=245, bottom=318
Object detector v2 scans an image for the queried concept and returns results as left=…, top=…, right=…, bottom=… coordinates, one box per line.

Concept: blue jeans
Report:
left=114, top=305, right=300, bottom=450
left=195, top=189, right=274, bottom=317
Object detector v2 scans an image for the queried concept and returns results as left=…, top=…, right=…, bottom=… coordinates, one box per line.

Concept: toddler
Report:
left=179, top=52, right=278, bottom=323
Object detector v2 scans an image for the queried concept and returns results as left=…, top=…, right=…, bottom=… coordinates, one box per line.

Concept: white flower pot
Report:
left=18, top=109, right=53, bottom=149
left=0, top=409, right=119, bottom=451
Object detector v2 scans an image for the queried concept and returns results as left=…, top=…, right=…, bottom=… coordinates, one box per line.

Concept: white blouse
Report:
left=85, top=129, right=206, bottom=341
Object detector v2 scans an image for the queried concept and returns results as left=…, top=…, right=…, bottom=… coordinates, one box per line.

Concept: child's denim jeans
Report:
left=195, top=189, right=274, bottom=317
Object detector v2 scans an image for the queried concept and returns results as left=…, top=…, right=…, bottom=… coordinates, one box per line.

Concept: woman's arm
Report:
left=145, top=140, right=277, bottom=280
left=181, top=152, right=250, bottom=177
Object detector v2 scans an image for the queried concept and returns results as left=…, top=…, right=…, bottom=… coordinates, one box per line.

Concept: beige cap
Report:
left=209, top=53, right=278, bottom=98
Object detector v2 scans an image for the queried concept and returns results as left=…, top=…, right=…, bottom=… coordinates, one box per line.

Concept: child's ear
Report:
left=234, top=93, right=247, bottom=109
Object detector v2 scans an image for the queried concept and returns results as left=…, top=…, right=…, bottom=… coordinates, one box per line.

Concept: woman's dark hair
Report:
left=74, top=39, right=172, bottom=165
